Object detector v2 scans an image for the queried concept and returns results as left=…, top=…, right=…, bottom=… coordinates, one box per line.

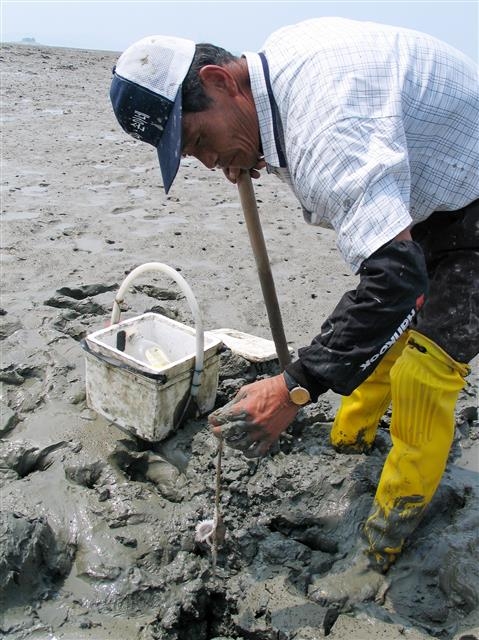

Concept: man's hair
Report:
left=181, top=43, right=237, bottom=113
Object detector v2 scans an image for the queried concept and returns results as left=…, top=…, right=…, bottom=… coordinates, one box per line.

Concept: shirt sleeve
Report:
left=291, top=116, right=414, bottom=273
left=285, top=238, right=428, bottom=399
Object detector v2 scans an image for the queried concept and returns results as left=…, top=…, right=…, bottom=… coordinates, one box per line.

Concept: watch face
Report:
left=290, top=386, right=310, bottom=405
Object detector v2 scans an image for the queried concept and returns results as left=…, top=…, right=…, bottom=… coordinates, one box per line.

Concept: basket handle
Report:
left=111, top=263, right=204, bottom=397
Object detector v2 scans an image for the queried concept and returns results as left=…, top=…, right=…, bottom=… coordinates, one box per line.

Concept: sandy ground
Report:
left=1, top=43, right=478, bottom=640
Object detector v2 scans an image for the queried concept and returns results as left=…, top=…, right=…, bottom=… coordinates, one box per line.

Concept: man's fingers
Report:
left=208, top=390, right=250, bottom=426
left=211, top=424, right=223, bottom=439
left=208, top=412, right=226, bottom=427
left=212, top=420, right=264, bottom=452
left=222, top=165, right=264, bottom=182
left=222, top=167, right=241, bottom=183
left=222, top=420, right=255, bottom=444
left=250, top=158, right=265, bottom=179
left=208, top=399, right=238, bottom=426
left=242, top=440, right=271, bottom=459
left=212, top=420, right=272, bottom=457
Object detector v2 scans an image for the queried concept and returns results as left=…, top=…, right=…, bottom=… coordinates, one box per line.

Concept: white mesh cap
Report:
left=115, top=35, right=195, bottom=102
left=111, top=35, right=195, bottom=193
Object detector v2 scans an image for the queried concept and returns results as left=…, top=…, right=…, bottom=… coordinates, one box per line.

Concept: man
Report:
left=110, top=18, right=478, bottom=608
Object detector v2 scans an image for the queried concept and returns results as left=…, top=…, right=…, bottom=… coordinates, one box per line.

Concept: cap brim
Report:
left=157, top=89, right=183, bottom=194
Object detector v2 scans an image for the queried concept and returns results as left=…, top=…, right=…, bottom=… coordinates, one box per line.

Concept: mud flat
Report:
left=1, top=42, right=478, bottom=639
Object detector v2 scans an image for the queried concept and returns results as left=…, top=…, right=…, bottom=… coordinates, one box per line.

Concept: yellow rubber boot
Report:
left=364, top=330, right=470, bottom=571
left=309, top=332, right=469, bottom=610
left=331, top=332, right=408, bottom=453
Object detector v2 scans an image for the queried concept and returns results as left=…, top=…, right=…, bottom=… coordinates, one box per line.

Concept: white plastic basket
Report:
left=82, top=264, right=222, bottom=442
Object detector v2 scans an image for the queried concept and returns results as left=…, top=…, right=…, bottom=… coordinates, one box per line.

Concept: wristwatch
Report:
left=283, top=371, right=311, bottom=406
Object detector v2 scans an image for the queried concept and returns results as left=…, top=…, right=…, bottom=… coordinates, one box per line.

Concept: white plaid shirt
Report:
left=244, top=18, right=479, bottom=272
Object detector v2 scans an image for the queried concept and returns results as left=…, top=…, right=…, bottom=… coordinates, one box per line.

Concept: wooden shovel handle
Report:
left=237, top=172, right=291, bottom=370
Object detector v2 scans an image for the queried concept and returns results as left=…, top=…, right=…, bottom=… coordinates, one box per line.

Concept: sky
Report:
left=1, top=0, right=478, bottom=62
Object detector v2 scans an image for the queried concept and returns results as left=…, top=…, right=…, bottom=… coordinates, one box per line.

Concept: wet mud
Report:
left=1, top=42, right=479, bottom=640
left=1, top=329, right=478, bottom=639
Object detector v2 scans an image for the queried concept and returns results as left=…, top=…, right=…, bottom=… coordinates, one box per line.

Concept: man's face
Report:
left=181, top=72, right=260, bottom=173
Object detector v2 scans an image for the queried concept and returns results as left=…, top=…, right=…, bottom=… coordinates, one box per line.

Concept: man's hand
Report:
left=208, top=374, right=298, bottom=458
left=222, top=157, right=266, bottom=184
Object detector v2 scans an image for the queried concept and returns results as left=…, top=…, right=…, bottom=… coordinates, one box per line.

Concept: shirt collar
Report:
left=243, top=51, right=286, bottom=168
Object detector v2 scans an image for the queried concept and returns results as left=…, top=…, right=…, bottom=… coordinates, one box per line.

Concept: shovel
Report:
left=236, top=171, right=291, bottom=370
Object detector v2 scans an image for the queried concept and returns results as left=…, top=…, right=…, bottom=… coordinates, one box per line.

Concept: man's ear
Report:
left=198, top=65, right=238, bottom=96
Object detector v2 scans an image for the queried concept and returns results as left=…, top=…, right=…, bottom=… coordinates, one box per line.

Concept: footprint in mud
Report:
left=64, top=460, right=105, bottom=488
left=44, top=294, right=107, bottom=316
left=133, top=284, right=183, bottom=301
left=0, top=511, right=73, bottom=606
left=56, top=283, right=118, bottom=300
left=110, top=205, right=135, bottom=215
left=0, top=316, right=23, bottom=340
left=0, top=440, right=68, bottom=479
left=0, top=363, right=44, bottom=387
left=43, top=282, right=118, bottom=319
left=110, top=447, right=187, bottom=502
left=51, top=309, right=86, bottom=341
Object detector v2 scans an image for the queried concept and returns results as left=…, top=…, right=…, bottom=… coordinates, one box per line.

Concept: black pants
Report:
left=411, top=199, right=479, bottom=363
